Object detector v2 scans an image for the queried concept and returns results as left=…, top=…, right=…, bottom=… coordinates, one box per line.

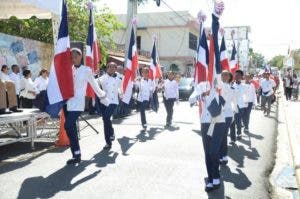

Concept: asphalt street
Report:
left=0, top=100, right=278, bottom=199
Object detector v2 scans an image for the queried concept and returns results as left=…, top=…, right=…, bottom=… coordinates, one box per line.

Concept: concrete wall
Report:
left=0, top=33, right=53, bottom=79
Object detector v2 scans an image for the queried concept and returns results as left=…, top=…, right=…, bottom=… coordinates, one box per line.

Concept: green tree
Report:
left=249, top=48, right=265, bottom=69
left=269, top=55, right=285, bottom=69
left=0, top=0, right=122, bottom=65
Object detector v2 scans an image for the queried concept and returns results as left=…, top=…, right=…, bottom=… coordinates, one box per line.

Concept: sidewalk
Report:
left=270, top=90, right=300, bottom=198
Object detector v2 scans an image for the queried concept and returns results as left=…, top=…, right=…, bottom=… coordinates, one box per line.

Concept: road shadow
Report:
left=0, top=143, right=67, bottom=174
left=192, top=129, right=202, bottom=137
left=17, top=161, right=101, bottom=199
left=17, top=149, right=118, bottom=199
left=228, top=144, right=260, bottom=168
left=136, top=127, right=164, bottom=143
left=117, top=136, right=138, bottom=156
left=244, top=131, right=264, bottom=140
left=221, top=165, right=252, bottom=190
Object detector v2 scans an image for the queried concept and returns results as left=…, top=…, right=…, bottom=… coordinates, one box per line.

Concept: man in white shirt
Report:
left=163, top=71, right=179, bottom=128
left=136, top=67, right=155, bottom=130
left=0, top=65, right=21, bottom=114
left=230, top=70, right=248, bottom=141
left=244, top=74, right=257, bottom=132
left=9, top=65, right=21, bottom=108
left=260, top=72, right=276, bottom=116
left=64, top=48, right=106, bottom=164
left=98, top=62, right=122, bottom=150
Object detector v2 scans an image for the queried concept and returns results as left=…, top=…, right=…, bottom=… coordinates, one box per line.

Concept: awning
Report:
left=0, top=0, right=61, bottom=19
left=110, top=56, right=150, bottom=66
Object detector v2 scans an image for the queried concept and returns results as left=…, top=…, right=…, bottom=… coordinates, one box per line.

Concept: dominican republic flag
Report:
left=194, top=25, right=209, bottom=84
left=46, top=0, right=73, bottom=117
left=149, top=40, right=162, bottom=80
left=85, top=9, right=101, bottom=98
left=229, top=42, right=239, bottom=74
left=122, top=27, right=138, bottom=104
left=220, top=36, right=229, bottom=71
left=208, top=13, right=222, bottom=87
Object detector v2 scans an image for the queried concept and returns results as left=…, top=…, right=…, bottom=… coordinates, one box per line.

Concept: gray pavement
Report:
left=0, top=101, right=278, bottom=199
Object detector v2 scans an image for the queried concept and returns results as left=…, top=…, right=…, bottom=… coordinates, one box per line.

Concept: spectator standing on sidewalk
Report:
left=292, top=73, right=299, bottom=100
left=283, top=72, right=293, bottom=101
left=260, top=71, right=276, bottom=116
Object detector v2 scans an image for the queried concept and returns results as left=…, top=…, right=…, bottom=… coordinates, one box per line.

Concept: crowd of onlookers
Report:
left=0, top=64, right=49, bottom=114
left=282, top=69, right=299, bottom=101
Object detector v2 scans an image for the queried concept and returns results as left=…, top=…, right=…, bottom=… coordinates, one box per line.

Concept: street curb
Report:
left=269, top=89, right=300, bottom=198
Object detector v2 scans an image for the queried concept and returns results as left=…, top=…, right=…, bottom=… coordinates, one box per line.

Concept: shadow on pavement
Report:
left=136, top=127, right=164, bottom=143
left=17, top=161, right=101, bottom=199
left=18, top=149, right=119, bottom=199
left=117, top=136, right=138, bottom=156
left=221, top=165, right=252, bottom=190
left=228, top=144, right=260, bottom=168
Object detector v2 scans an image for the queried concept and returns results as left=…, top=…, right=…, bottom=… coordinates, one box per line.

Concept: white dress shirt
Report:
left=98, top=73, right=122, bottom=105
left=189, top=81, right=225, bottom=124
left=245, top=83, right=257, bottom=105
left=260, top=78, right=276, bottom=97
left=19, top=78, right=36, bottom=99
left=9, top=72, right=21, bottom=95
left=137, top=78, right=155, bottom=102
left=164, top=79, right=179, bottom=100
left=34, top=76, right=49, bottom=93
left=67, top=65, right=106, bottom=112
left=221, top=82, right=236, bottom=118
left=232, top=82, right=248, bottom=109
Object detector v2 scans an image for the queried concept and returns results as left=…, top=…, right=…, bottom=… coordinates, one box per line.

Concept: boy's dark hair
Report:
left=23, top=69, right=31, bottom=77
left=1, top=65, right=8, bottom=72
left=11, top=64, right=18, bottom=71
left=235, top=69, right=244, bottom=76
left=39, top=69, right=48, bottom=76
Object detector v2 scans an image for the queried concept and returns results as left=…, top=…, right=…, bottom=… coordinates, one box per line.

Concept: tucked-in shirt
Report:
left=136, top=78, right=155, bottom=102
left=19, top=78, right=36, bottom=99
left=98, top=73, right=122, bottom=105
left=221, top=82, right=236, bottom=118
left=67, top=65, right=106, bottom=112
left=260, top=78, right=276, bottom=97
left=0, top=72, right=11, bottom=82
left=232, top=82, right=248, bottom=108
left=245, top=83, right=257, bottom=105
left=34, top=76, right=49, bottom=93
left=164, top=79, right=179, bottom=100
left=9, top=72, right=21, bottom=94
left=189, top=81, right=225, bottom=124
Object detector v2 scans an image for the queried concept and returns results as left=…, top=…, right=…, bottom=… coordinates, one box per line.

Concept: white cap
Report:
left=71, top=47, right=82, bottom=55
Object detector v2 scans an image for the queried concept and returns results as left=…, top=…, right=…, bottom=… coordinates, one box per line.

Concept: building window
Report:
left=137, top=36, right=141, bottom=51
left=189, top=33, right=197, bottom=51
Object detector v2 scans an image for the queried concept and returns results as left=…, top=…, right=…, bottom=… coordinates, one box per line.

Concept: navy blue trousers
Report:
left=164, top=98, right=176, bottom=125
left=201, top=122, right=226, bottom=183
left=230, top=106, right=247, bottom=141
left=100, top=103, right=117, bottom=146
left=220, top=117, right=233, bottom=158
left=63, top=107, right=82, bottom=158
left=140, top=100, right=149, bottom=126
left=244, top=102, right=253, bottom=130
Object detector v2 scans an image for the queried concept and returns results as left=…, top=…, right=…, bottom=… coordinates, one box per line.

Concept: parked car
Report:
left=178, top=78, right=194, bottom=100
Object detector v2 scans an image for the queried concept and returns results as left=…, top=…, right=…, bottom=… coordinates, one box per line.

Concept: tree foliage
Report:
left=249, top=48, right=265, bottom=69
left=269, top=55, right=285, bottom=69
left=0, top=0, right=122, bottom=65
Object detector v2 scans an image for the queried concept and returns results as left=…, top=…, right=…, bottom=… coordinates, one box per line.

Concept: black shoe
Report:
left=220, top=160, right=228, bottom=165
left=237, top=135, right=242, bottom=140
left=110, top=134, right=115, bottom=141
left=213, top=183, right=221, bottom=190
left=103, top=144, right=111, bottom=150
left=66, top=157, right=81, bottom=165
left=205, top=185, right=214, bottom=192
left=142, top=124, right=147, bottom=130
left=10, top=106, right=23, bottom=113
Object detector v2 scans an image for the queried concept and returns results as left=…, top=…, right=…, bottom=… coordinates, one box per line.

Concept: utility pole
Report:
left=124, top=0, right=138, bottom=67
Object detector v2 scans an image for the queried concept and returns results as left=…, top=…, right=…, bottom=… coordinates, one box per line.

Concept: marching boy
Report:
left=136, top=67, right=155, bottom=130
left=163, top=71, right=179, bottom=128
left=98, top=62, right=122, bottom=150
left=64, top=48, right=106, bottom=165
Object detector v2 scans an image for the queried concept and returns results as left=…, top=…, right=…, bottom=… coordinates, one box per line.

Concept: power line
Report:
left=160, top=0, right=189, bottom=23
